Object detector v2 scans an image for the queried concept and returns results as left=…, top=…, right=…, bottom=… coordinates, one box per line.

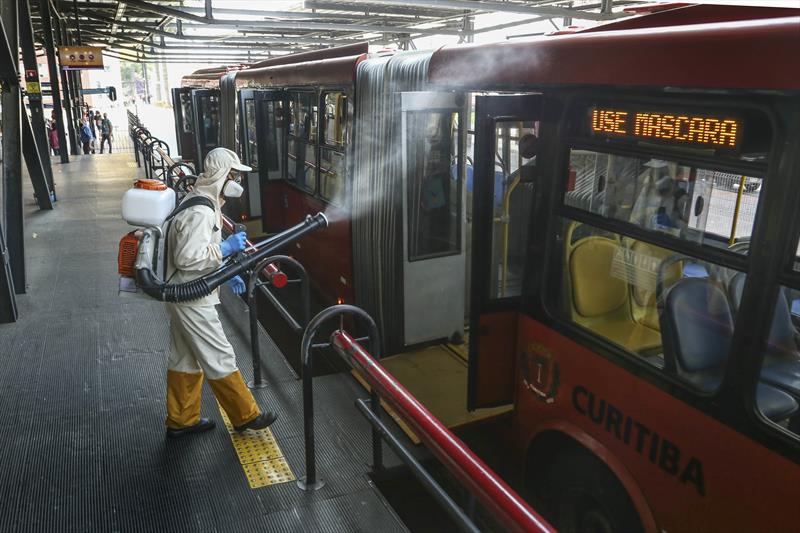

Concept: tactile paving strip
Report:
left=217, top=402, right=296, bottom=489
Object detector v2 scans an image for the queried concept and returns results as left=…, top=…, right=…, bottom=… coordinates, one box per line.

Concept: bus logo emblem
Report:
left=520, top=343, right=560, bottom=403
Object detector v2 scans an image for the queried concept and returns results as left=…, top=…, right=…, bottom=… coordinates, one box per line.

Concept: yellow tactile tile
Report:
left=230, top=431, right=284, bottom=463
left=216, top=401, right=296, bottom=489
left=242, top=458, right=296, bottom=488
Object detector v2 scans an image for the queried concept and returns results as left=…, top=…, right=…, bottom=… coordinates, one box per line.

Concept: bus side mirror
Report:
left=107, top=86, right=117, bottom=101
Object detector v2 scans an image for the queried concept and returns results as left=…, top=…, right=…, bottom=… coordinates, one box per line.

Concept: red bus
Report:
left=171, top=4, right=800, bottom=530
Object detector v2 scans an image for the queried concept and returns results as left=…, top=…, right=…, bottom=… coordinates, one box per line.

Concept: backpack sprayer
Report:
left=118, top=179, right=328, bottom=303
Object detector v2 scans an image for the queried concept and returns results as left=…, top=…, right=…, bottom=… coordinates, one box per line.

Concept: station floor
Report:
left=0, top=152, right=408, bottom=532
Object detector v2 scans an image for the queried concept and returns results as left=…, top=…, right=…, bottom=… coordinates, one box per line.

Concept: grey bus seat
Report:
left=728, top=272, right=800, bottom=395
left=659, top=277, right=798, bottom=421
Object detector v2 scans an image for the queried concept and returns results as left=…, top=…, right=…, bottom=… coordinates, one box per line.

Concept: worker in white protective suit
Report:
left=164, top=147, right=277, bottom=438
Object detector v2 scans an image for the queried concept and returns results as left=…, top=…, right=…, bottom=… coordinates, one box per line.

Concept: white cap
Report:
left=204, top=147, right=252, bottom=175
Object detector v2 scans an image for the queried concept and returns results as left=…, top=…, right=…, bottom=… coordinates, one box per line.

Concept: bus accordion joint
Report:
left=134, top=213, right=328, bottom=303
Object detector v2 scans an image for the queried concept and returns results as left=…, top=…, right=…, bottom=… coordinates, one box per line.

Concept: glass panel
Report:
left=794, top=237, right=800, bottom=272
left=198, top=94, right=220, bottom=150
left=322, top=92, right=347, bottom=147
left=554, top=216, right=741, bottom=393
left=289, top=92, right=317, bottom=142
left=180, top=92, right=193, bottom=133
left=287, top=138, right=315, bottom=192
left=406, top=111, right=460, bottom=261
left=263, top=99, right=284, bottom=181
left=755, top=284, right=800, bottom=432
left=244, top=98, right=258, bottom=169
left=566, top=149, right=763, bottom=251
left=320, top=148, right=345, bottom=204
left=489, top=121, right=537, bottom=298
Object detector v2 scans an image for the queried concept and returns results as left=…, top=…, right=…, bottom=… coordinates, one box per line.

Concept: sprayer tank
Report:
left=122, top=179, right=176, bottom=227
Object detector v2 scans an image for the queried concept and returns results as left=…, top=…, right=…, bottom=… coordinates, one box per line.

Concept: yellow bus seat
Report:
left=569, top=236, right=661, bottom=352
left=629, top=240, right=681, bottom=331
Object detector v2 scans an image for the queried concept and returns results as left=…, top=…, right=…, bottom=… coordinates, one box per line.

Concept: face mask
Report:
left=223, top=179, right=244, bottom=198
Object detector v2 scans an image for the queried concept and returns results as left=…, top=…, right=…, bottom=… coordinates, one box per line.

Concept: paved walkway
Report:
left=0, top=153, right=406, bottom=532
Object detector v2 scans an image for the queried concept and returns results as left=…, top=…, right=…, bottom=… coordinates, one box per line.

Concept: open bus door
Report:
left=253, top=90, right=287, bottom=234
left=468, top=94, right=542, bottom=410
left=400, top=92, right=466, bottom=346
left=191, top=88, right=221, bottom=173
left=171, top=87, right=196, bottom=165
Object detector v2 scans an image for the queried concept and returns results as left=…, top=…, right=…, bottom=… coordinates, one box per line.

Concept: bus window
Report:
left=565, top=150, right=763, bottom=252
left=406, top=111, right=460, bottom=261
left=555, top=216, right=748, bottom=394
left=320, top=92, right=348, bottom=205
left=198, top=94, right=220, bottom=149
left=180, top=93, right=193, bottom=134
left=754, top=282, right=800, bottom=433
left=320, top=148, right=345, bottom=205
left=244, top=98, right=258, bottom=169
left=322, top=92, right=347, bottom=147
left=490, top=121, right=536, bottom=298
left=287, top=92, right=318, bottom=192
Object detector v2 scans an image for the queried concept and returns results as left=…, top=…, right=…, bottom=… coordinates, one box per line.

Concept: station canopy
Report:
left=29, top=0, right=648, bottom=63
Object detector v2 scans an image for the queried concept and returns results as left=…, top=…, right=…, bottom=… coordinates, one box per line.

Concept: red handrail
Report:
left=330, top=329, right=555, bottom=533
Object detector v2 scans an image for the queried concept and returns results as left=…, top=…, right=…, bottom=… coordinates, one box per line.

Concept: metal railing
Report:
left=300, top=304, right=555, bottom=533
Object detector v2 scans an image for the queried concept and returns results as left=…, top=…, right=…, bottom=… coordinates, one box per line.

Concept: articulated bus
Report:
left=171, top=4, right=800, bottom=531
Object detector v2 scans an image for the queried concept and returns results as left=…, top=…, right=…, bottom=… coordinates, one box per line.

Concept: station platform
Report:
left=0, top=153, right=409, bottom=531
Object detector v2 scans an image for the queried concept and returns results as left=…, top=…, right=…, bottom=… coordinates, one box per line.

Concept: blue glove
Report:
left=220, top=231, right=247, bottom=258
left=226, top=275, right=246, bottom=295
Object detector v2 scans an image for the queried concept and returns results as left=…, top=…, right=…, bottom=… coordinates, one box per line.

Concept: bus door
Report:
left=191, top=88, right=221, bottom=173
left=171, top=87, right=196, bottom=164
left=237, top=89, right=268, bottom=224
left=400, top=92, right=466, bottom=346
left=468, top=94, right=542, bottom=409
left=253, top=90, right=287, bottom=233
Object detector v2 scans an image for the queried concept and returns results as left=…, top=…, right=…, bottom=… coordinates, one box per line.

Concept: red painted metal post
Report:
left=331, top=330, right=555, bottom=533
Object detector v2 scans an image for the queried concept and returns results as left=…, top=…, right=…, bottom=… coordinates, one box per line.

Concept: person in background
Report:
left=48, top=119, right=60, bottom=156
left=100, top=113, right=113, bottom=154
left=80, top=114, right=94, bottom=155
left=88, top=110, right=98, bottom=154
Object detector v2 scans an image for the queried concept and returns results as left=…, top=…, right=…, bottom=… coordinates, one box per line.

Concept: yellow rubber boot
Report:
left=165, top=370, right=204, bottom=429
left=208, top=370, right=260, bottom=428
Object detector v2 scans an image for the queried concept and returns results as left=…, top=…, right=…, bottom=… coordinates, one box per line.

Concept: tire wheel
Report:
left=542, top=449, right=643, bottom=533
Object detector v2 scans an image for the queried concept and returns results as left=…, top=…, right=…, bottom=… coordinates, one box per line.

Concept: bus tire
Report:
left=544, top=448, right=642, bottom=533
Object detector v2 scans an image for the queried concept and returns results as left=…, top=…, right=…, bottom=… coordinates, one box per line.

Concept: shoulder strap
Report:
left=161, top=195, right=216, bottom=278
left=164, top=195, right=215, bottom=224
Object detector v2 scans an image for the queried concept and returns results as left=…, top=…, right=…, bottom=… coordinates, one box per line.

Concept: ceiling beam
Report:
left=112, top=0, right=467, bottom=36
left=83, top=13, right=174, bottom=38
left=302, top=1, right=458, bottom=18
left=338, top=0, right=628, bottom=21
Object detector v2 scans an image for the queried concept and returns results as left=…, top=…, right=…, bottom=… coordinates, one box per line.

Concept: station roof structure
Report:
left=28, top=0, right=649, bottom=63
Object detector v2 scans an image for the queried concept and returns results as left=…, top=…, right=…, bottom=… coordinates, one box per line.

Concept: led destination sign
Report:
left=590, top=108, right=742, bottom=150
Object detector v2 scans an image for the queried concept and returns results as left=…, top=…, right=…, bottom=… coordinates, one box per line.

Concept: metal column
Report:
left=20, top=101, right=55, bottom=210
left=1, top=0, right=25, bottom=293
left=52, top=13, right=79, bottom=155
left=0, top=16, right=19, bottom=321
left=38, top=0, right=69, bottom=163
left=20, top=0, right=56, bottom=199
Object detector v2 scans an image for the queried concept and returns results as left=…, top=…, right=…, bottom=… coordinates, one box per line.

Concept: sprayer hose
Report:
left=135, top=213, right=328, bottom=303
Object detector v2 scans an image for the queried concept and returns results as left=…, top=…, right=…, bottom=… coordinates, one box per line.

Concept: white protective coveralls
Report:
left=164, top=148, right=261, bottom=430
